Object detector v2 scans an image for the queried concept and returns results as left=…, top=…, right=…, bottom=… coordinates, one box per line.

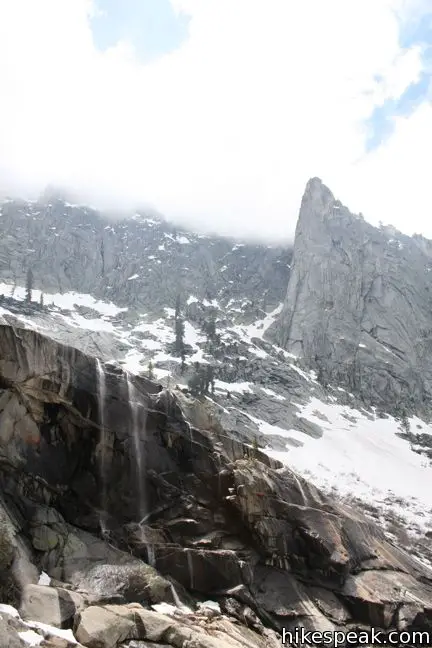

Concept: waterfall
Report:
left=125, top=373, right=146, bottom=521
left=170, top=583, right=183, bottom=608
left=125, top=373, right=157, bottom=569
left=291, top=471, right=308, bottom=506
left=96, top=358, right=108, bottom=531
left=146, top=543, right=156, bottom=568
left=169, top=583, right=192, bottom=612
left=186, top=549, right=194, bottom=590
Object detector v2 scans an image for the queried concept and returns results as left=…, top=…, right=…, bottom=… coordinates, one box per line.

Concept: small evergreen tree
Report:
left=25, top=268, right=33, bottom=303
left=175, top=317, right=185, bottom=355
left=205, top=315, right=216, bottom=340
left=187, top=363, right=216, bottom=397
left=316, top=366, right=327, bottom=387
left=174, top=294, right=185, bottom=357
left=206, top=365, right=215, bottom=395
left=400, top=412, right=410, bottom=434
left=252, top=436, right=259, bottom=457
left=188, top=363, right=202, bottom=396
left=39, top=292, right=44, bottom=307
left=147, top=360, right=155, bottom=380
left=175, top=294, right=181, bottom=319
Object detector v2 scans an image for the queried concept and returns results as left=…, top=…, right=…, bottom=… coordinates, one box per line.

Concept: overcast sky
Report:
left=0, top=0, right=431, bottom=241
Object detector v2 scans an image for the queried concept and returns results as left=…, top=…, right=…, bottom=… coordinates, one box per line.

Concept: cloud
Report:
left=0, top=0, right=431, bottom=241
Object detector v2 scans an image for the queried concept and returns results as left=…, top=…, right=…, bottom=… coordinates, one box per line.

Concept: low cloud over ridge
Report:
left=0, top=0, right=431, bottom=241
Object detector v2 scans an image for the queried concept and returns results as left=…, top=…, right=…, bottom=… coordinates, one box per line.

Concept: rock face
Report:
left=0, top=197, right=291, bottom=311
left=268, top=177, right=432, bottom=415
left=1, top=323, right=432, bottom=645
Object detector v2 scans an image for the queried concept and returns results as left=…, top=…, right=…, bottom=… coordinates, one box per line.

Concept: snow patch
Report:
left=214, top=380, right=253, bottom=394
left=37, top=571, right=51, bottom=586
left=0, top=283, right=127, bottom=316
left=0, top=604, right=20, bottom=618
left=187, top=295, right=199, bottom=305
left=178, top=235, right=190, bottom=244
left=198, top=600, right=221, bottom=613
left=19, top=630, right=43, bottom=646
left=25, top=621, right=78, bottom=643
left=261, top=387, right=286, bottom=401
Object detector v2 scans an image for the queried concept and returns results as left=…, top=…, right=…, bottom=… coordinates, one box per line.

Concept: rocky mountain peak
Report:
left=268, top=178, right=432, bottom=417
left=303, top=176, right=335, bottom=207
left=299, top=177, right=364, bottom=234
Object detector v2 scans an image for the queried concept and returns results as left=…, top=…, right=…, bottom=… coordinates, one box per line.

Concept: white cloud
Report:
left=0, top=0, right=430, bottom=240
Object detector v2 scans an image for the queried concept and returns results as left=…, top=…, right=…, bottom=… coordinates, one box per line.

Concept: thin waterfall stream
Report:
left=126, top=373, right=146, bottom=520
left=96, top=358, right=108, bottom=533
left=126, top=373, right=155, bottom=566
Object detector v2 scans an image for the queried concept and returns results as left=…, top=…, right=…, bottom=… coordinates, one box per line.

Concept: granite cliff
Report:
left=0, top=325, right=431, bottom=647
left=268, top=177, right=432, bottom=417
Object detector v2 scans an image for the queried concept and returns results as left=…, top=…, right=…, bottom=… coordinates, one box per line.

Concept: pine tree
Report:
left=175, top=317, right=185, bottom=356
left=147, top=360, right=155, bottom=380
left=205, top=316, right=216, bottom=340
left=25, top=268, right=33, bottom=303
left=188, top=362, right=215, bottom=397
left=206, top=365, right=215, bottom=395
left=175, top=294, right=181, bottom=319
left=174, top=294, right=185, bottom=357
left=39, top=292, right=44, bottom=307
left=252, top=436, right=259, bottom=457
left=188, top=363, right=202, bottom=396
left=400, top=412, right=410, bottom=434
left=180, top=348, right=186, bottom=374
left=204, top=309, right=218, bottom=356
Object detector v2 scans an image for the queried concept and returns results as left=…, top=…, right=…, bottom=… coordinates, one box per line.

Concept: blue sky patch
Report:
left=91, top=0, right=190, bottom=63
left=365, top=12, right=432, bottom=151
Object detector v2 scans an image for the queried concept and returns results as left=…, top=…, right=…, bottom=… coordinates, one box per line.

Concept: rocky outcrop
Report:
left=74, top=603, right=281, bottom=648
left=19, top=584, right=85, bottom=628
left=268, top=177, right=432, bottom=416
left=1, top=324, right=432, bottom=645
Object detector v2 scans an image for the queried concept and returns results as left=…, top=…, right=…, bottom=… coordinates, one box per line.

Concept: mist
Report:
left=0, top=0, right=431, bottom=242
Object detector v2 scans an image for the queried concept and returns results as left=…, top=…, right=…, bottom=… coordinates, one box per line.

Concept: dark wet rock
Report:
left=75, top=562, right=192, bottom=609
left=0, top=323, right=432, bottom=641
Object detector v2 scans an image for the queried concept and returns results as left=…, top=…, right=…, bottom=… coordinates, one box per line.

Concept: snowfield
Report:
left=265, top=398, right=432, bottom=536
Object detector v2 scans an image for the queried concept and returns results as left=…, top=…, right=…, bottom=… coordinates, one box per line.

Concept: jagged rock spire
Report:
left=266, top=178, right=432, bottom=417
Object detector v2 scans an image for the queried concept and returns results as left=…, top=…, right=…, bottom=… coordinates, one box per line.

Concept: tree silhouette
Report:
left=25, top=269, right=33, bottom=303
